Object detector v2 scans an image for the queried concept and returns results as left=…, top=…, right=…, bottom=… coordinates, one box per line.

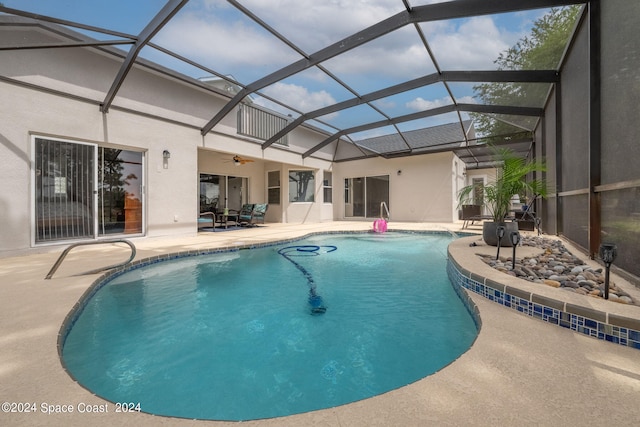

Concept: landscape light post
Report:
left=599, top=243, right=617, bottom=300
left=510, top=231, right=521, bottom=270
left=496, top=226, right=506, bottom=260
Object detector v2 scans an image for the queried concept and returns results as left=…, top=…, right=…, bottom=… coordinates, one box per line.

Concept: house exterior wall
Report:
left=259, top=161, right=334, bottom=224
left=333, top=152, right=458, bottom=223
left=0, top=21, right=460, bottom=255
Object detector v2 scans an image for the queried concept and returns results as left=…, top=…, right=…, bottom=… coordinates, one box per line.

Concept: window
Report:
left=267, top=171, right=280, bottom=205
left=344, top=178, right=350, bottom=204
left=323, top=171, right=332, bottom=203
left=289, top=170, right=315, bottom=202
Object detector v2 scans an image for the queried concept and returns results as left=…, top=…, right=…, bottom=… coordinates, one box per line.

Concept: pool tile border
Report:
left=446, top=250, right=640, bottom=350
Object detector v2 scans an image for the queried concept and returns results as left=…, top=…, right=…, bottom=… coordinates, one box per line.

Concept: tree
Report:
left=472, top=6, right=582, bottom=139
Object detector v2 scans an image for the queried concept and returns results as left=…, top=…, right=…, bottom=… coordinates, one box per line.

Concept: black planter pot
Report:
left=482, top=221, right=519, bottom=247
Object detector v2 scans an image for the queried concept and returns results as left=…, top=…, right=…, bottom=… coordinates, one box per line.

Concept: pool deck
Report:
left=1, top=221, right=639, bottom=427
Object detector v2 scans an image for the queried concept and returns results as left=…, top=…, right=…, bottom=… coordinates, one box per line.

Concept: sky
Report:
left=3, top=0, right=554, bottom=140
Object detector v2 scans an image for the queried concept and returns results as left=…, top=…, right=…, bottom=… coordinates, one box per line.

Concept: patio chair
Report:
left=237, top=203, right=268, bottom=226
left=460, top=204, right=491, bottom=229
left=198, top=211, right=216, bottom=230
left=249, top=203, right=268, bottom=226
left=514, top=195, right=541, bottom=234
left=235, top=204, right=255, bottom=226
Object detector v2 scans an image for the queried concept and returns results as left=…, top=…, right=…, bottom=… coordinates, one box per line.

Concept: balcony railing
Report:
left=237, top=103, right=289, bottom=146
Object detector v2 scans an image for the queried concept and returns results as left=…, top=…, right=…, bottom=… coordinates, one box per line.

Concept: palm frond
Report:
left=457, top=145, right=547, bottom=222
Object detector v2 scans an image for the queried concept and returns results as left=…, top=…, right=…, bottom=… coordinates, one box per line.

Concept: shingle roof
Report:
left=355, top=120, right=474, bottom=155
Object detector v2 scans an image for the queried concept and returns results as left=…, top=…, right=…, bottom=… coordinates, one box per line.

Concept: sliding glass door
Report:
left=33, top=137, right=144, bottom=244
left=34, top=138, right=95, bottom=243
left=199, top=174, right=248, bottom=213
left=98, top=148, right=143, bottom=235
left=344, top=175, right=389, bottom=218
left=366, top=175, right=390, bottom=217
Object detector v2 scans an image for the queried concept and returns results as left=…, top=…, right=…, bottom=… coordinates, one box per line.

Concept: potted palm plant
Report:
left=458, top=146, right=548, bottom=246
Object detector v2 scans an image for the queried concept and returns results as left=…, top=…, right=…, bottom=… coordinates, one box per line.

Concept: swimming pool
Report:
left=61, top=232, right=478, bottom=421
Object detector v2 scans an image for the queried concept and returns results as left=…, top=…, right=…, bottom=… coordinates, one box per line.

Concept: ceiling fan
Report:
left=233, top=155, right=254, bottom=166
left=224, top=155, right=255, bottom=166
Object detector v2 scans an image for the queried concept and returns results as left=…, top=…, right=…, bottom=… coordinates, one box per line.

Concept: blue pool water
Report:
left=62, top=232, right=478, bottom=421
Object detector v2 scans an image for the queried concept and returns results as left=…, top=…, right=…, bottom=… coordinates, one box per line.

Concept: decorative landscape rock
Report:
left=478, top=236, right=638, bottom=306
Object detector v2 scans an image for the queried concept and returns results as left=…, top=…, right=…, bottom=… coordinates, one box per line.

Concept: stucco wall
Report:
left=333, top=152, right=458, bottom=222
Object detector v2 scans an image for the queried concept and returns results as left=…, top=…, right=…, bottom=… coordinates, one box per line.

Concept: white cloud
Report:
left=425, top=16, right=517, bottom=70
left=155, top=8, right=300, bottom=74
left=237, top=0, right=404, bottom=52
left=406, top=95, right=476, bottom=111
left=456, top=95, right=477, bottom=105
left=321, top=28, right=434, bottom=80
left=260, top=82, right=336, bottom=112
left=406, top=96, right=450, bottom=111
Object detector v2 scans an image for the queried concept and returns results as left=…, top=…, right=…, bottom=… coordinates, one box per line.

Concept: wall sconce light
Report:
left=162, top=150, right=170, bottom=169
left=599, top=243, right=617, bottom=299
left=495, top=226, right=506, bottom=260
left=397, top=170, right=402, bottom=176
left=510, top=231, right=521, bottom=270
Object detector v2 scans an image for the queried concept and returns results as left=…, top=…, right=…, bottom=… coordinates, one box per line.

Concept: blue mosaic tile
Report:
left=445, top=249, right=640, bottom=351
left=585, top=319, right=598, bottom=329
left=606, top=335, right=620, bottom=344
